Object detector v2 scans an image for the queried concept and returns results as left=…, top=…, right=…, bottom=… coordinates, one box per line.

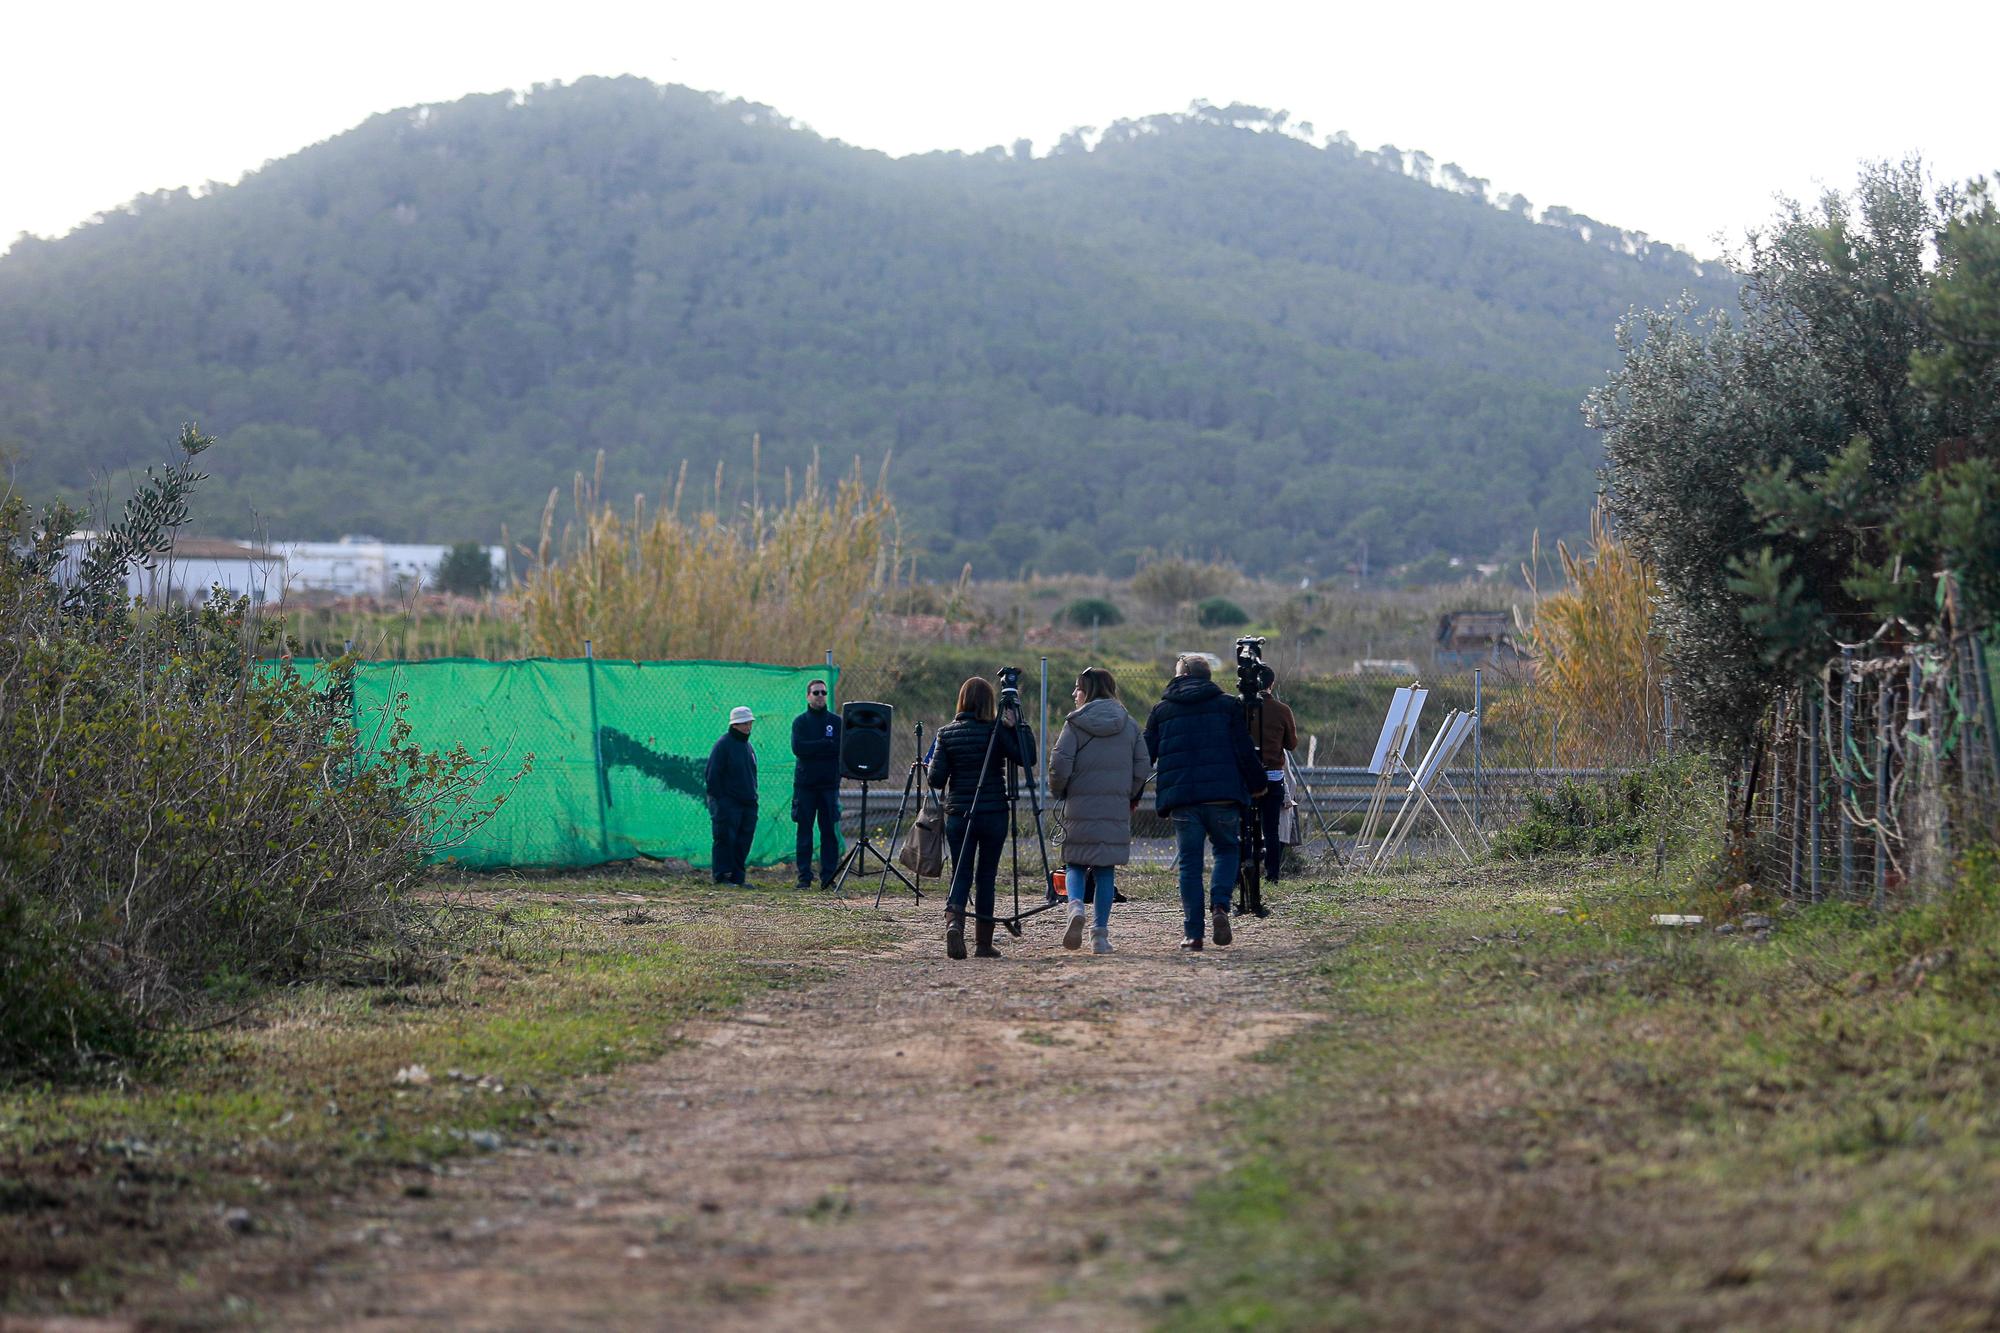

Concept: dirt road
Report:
left=227, top=887, right=1323, bottom=1330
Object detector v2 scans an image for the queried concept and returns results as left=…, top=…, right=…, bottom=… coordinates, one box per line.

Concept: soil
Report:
left=189, top=886, right=1322, bottom=1330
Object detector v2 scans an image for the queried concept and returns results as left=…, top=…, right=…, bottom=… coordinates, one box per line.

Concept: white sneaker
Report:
left=1092, top=927, right=1112, bottom=955
left=1062, top=904, right=1086, bottom=950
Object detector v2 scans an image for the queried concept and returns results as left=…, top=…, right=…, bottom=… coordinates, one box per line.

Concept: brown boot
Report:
left=974, top=919, right=1001, bottom=958
left=945, top=909, right=966, bottom=960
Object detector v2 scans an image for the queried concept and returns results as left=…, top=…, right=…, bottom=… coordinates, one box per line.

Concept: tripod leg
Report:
left=874, top=761, right=922, bottom=907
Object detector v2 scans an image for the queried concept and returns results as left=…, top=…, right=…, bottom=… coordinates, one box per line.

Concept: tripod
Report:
left=948, top=691, right=1062, bottom=938
left=830, top=766, right=919, bottom=900
left=1236, top=685, right=1270, bottom=918
left=873, top=722, right=931, bottom=908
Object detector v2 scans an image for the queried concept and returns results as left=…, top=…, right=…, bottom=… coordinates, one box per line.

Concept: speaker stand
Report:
left=829, top=779, right=918, bottom=898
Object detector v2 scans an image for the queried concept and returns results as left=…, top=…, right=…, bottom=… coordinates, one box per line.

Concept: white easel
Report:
left=1353, top=684, right=1428, bottom=862
left=1372, top=708, right=1485, bottom=867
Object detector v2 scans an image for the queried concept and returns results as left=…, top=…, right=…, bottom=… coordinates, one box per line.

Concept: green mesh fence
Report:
left=279, top=657, right=835, bottom=871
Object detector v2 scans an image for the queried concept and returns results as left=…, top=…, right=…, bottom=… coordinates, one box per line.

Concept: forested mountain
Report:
left=0, top=78, right=1735, bottom=578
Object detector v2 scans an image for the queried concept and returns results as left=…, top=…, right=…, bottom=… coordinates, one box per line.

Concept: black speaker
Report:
left=839, top=700, right=894, bottom=781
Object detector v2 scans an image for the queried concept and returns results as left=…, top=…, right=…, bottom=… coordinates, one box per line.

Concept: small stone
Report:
left=394, top=1064, right=431, bottom=1087
left=468, top=1130, right=503, bottom=1152
left=1714, top=923, right=1737, bottom=935
left=222, top=1207, right=255, bottom=1235
left=1742, top=914, right=1775, bottom=930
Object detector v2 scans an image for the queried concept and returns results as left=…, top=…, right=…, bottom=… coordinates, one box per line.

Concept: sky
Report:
left=5, top=0, right=1996, bottom=261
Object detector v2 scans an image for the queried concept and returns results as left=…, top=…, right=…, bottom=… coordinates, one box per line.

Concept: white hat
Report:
left=729, top=705, right=755, bottom=725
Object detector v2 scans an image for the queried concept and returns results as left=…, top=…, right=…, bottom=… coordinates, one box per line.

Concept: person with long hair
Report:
left=928, top=676, right=1035, bottom=959
left=1048, top=667, right=1151, bottom=954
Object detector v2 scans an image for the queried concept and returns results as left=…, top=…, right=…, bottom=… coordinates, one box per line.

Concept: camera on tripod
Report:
left=1234, top=636, right=1275, bottom=697
left=996, top=664, right=1023, bottom=716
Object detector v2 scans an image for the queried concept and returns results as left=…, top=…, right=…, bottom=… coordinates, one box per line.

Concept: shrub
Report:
left=1058, top=597, right=1123, bottom=627
left=1, top=429, right=503, bottom=1079
left=1491, top=752, right=1720, bottom=860
left=1195, top=596, right=1251, bottom=628
left=1131, top=557, right=1235, bottom=612
left=435, top=540, right=495, bottom=596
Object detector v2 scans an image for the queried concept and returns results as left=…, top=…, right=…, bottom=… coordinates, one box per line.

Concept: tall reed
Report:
left=1515, top=502, right=1666, bottom=767
left=520, top=448, right=898, bottom=663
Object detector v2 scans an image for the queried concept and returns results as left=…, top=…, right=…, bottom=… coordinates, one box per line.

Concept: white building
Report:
left=274, top=537, right=507, bottom=599
left=58, top=535, right=286, bottom=607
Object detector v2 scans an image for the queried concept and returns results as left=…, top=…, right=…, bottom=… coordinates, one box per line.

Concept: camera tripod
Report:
left=871, top=722, right=932, bottom=908
left=829, top=745, right=920, bottom=901
left=949, top=688, right=1062, bottom=937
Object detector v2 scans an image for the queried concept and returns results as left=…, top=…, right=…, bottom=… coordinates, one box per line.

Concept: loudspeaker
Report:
left=839, top=701, right=894, bottom=781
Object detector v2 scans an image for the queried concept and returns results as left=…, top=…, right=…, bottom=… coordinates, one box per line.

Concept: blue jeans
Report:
left=1172, top=803, right=1241, bottom=941
left=1065, top=864, right=1117, bottom=931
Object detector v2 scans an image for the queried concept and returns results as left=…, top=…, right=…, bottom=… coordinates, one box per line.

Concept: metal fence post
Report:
left=1808, top=691, right=1821, bottom=903
left=1472, top=667, right=1483, bottom=832
left=1840, top=647, right=1855, bottom=900
left=1039, top=656, right=1050, bottom=801
left=585, top=638, right=610, bottom=858
left=1875, top=674, right=1891, bottom=909
left=1788, top=694, right=1803, bottom=901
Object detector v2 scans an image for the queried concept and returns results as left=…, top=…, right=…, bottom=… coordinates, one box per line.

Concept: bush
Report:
left=1491, top=753, right=1720, bottom=860
left=1058, top=596, right=1123, bottom=627
left=1195, top=596, right=1251, bottom=628
left=1, top=429, right=503, bottom=1080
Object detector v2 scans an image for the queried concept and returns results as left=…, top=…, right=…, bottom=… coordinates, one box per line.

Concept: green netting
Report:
left=345, top=657, right=835, bottom=871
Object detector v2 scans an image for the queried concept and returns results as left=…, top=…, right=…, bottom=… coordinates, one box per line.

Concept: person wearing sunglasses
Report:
left=789, top=679, right=842, bottom=889
left=1048, top=667, right=1152, bottom=954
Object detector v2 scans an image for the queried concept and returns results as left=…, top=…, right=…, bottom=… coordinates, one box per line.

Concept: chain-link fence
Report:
left=825, top=654, right=1668, bottom=862
left=1740, top=633, right=2000, bottom=907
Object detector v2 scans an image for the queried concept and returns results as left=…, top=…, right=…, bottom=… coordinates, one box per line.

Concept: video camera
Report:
left=1234, top=636, right=1275, bottom=697
left=996, top=664, right=1023, bottom=717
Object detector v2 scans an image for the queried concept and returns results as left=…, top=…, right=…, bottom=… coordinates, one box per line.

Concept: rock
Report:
left=1714, top=923, right=1737, bottom=935
left=394, top=1064, right=431, bottom=1087
left=223, top=1207, right=255, bottom=1234
left=468, top=1130, right=504, bottom=1152
left=1742, top=914, right=1775, bottom=930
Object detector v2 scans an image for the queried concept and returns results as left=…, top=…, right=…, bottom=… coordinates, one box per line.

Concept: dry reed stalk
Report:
left=1511, top=502, right=1666, bottom=767
left=519, top=448, right=897, bottom=663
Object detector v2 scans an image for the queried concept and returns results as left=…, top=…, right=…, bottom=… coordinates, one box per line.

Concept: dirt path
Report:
left=229, top=888, right=1323, bottom=1330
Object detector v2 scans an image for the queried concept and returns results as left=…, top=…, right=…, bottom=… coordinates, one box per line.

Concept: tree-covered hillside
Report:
left=0, top=78, right=1734, bottom=578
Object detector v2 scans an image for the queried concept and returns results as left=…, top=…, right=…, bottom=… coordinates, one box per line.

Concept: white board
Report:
left=1366, top=686, right=1428, bottom=775
left=1412, top=710, right=1477, bottom=790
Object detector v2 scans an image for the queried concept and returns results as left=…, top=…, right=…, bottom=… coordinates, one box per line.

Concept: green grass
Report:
left=0, top=876, right=887, bottom=1318
left=1160, top=851, right=2000, bottom=1329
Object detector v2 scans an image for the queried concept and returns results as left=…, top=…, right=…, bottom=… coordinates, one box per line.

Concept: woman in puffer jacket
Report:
left=1048, top=667, right=1152, bottom=954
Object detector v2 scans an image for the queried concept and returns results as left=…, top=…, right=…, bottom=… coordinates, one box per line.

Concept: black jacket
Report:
left=704, top=729, right=758, bottom=807
left=1143, top=677, right=1264, bottom=814
left=928, top=711, right=1036, bottom=816
left=791, top=706, right=842, bottom=788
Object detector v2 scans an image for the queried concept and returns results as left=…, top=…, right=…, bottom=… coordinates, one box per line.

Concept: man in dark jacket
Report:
left=705, top=705, right=758, bottom=884
left=1145, top=654, right=1266, bottom=950
left=790, top=679, right=842, bottom=888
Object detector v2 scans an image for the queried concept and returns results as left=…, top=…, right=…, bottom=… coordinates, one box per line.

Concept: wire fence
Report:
left=1738, top=632, right=2000, bottom=907
left=825, top=655, right=1670, bottom=859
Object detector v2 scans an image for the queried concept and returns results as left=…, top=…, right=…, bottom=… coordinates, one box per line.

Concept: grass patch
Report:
left=0, top=876, right=887, bottom=1319
left=1162, top=851, right=2000, bottom=1329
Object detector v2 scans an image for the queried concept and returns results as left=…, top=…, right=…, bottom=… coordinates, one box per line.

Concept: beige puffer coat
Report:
left=1048, top=697, right=1152, bottom=866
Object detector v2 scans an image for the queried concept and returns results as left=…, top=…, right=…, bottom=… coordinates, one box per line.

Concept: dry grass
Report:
left=520, top=443, right=899, bottom=663
left=1507, top=502, right=1666, bottom=766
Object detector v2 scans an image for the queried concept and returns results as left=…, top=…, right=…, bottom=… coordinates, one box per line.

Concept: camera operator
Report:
left=1144, top=654, right=1266, bottom=950
left=789, top=679, right=841, bottom=889
left=1248, top=666, right=1300, bottom=884
left=928, top=675, right=1036, bottom=960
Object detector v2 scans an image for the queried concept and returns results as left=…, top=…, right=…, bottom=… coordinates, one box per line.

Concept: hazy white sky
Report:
left=6, top=0, right=1995, bottom=260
